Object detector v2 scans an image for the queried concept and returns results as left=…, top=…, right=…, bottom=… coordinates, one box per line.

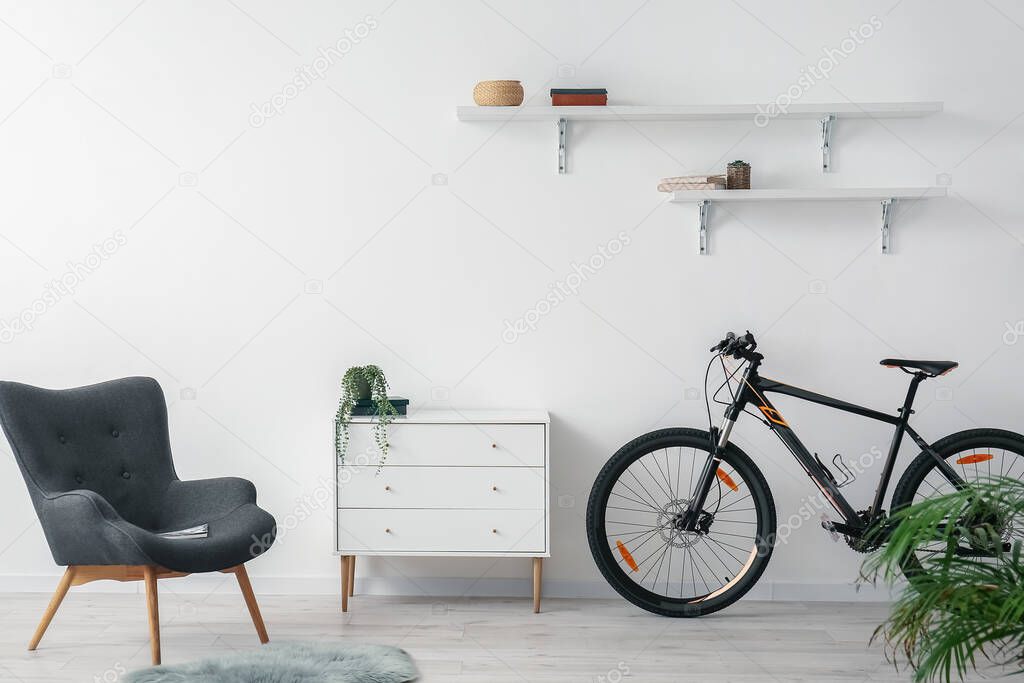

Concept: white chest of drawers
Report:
left=334, top=410, right=550, bottom=612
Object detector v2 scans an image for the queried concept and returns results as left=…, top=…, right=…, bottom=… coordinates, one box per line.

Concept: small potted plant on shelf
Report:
left=727, top=160, right=751, bottom=189
left=334, top=365, right=398, bottom=470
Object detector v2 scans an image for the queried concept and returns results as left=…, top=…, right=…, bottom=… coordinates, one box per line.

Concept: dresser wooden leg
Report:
left=340, top=556, right=349, bottom=613
left=348, top=555, right=355, bottom=597
left=532, top=557, right=542, bottom=614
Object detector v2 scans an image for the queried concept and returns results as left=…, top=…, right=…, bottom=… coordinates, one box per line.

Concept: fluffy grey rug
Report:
left=124, top=642, right=418, bottom=682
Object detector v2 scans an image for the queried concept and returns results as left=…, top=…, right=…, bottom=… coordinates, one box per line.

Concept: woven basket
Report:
left=473, top=80, right=524, bottom=106
left=727, top=164, right=751, bottom=190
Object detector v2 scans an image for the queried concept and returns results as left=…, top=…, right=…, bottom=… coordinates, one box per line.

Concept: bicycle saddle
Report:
left=880, top=359, right=958, bottom=377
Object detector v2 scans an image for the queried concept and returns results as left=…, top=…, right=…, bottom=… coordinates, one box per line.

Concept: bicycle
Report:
left=586, top=330, right=1024, bottom=616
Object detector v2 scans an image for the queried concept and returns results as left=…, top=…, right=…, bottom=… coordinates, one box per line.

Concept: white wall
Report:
left=0, top=0, right=1022, bottom=599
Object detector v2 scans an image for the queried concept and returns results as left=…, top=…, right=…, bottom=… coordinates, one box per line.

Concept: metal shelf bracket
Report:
left=698, top=200, right=710, bottom=255
left=557, top=118, right=567, bottom=174
left=880, top=198, right=895, bottom=254
left=821, top=114, right=836, bottom=172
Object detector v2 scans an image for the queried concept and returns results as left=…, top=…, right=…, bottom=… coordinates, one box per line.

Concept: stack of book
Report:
left=550, top=88, right=608, bottom=106
left=657, top=174, right=727, bottom=192
left=350, top=397, right=409, bottom=416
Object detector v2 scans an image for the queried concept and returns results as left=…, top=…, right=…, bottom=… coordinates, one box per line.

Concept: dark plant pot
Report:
left=353, top=375, right=371, bottom=400
left=727, top=165, right=751, bottom=190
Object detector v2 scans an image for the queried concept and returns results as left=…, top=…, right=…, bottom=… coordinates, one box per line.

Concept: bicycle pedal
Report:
left=820, top=514, right=841, bottom=542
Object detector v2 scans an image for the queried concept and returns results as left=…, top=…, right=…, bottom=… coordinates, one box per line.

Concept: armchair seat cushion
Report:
left=138, top=502, right=276, bottom=574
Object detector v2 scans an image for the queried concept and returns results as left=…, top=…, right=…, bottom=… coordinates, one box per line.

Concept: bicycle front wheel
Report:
left=586, top=428, right=776, bottom=617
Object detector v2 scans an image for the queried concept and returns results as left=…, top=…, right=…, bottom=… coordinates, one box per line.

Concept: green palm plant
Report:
left=334, top=365, right=398, bottom=470
left=863, top=476, right=1024, bottom=682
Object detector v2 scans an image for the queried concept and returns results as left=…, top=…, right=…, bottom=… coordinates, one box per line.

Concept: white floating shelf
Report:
left=667, top=187, right=947, bottom=202
left=667, top=187, right=947, bottom=255
left=456, top=102, right=942, bottom=122
left=456, top=102, right=943, bottom=174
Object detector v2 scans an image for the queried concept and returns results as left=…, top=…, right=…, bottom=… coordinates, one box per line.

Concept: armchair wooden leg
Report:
left=28, top=566, right=76, bottom=651
left=348, top=555, right=355, bottom=597
left=232, top=565, right=269, bottom=644
left=143, top=566, right=160, bottom=665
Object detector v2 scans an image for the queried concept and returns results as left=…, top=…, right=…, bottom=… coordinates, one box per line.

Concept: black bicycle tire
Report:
left=890, top=427, right=1024, bottom=577
left=586, top=428, right=776, bottom=617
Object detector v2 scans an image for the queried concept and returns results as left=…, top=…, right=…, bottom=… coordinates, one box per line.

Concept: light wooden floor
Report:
left=0, top=591, right=1009, bottom=682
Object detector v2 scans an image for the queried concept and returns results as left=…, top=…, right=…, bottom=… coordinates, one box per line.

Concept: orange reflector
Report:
left=716, top=468, right=739, bottom=492
left=956, top=453, right=994, bottom=465
left=616, top=540, right=639, bottom=572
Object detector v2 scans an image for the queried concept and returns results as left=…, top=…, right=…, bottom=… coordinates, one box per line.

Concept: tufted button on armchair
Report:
left=0, top=376, right=277, bottom=665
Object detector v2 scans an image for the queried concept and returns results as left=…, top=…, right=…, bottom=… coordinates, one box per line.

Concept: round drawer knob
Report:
left=491, top=485, right=498, bottom=491
left=385, top=528, right=391, bottom=534
left=491, top=443, right=497, bottom=449
left=384, top=485, right=391, bottom=492
left=491, top=528, right=498, bottom=534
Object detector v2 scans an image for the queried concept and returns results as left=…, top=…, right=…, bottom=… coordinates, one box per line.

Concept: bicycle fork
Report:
left=681, top=416, right=735, bottom=532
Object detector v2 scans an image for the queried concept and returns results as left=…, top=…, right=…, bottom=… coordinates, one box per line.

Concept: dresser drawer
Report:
left=338, top=508, right=545, bottom=553
left=338, top=466, right=545, bottom=509
left=343, top=422, right=545, bottom=467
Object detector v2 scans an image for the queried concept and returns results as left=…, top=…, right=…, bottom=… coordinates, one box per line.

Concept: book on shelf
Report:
left=657, top=182, right=726, bottom=192
left=550, top=88, right=608, bottom=106
left=657, top=174, right=727, bottom=192
left=353, top=396, right=409, bottom=407
left=658, top=182, right=725, bottom=189
left=661, top=174, right=726, bottom=184
left=550, top=88, right=608, bottom=95
left=552, top=94, right=607, bottom=106
left=350, top=396, right=409, bottom=416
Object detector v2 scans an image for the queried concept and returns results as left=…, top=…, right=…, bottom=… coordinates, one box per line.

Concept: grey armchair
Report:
left=0, top=376, right=277, bottom=664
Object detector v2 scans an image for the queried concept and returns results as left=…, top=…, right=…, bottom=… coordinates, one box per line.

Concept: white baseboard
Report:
left=0, top=574, right=898, bottom=601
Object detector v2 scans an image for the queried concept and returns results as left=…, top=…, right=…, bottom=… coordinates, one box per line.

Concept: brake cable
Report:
left=707, top=354, right=772, bottom=431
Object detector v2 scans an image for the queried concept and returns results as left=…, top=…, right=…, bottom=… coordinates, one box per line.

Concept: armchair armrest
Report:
left=36, top=489, right=151, bottom=566
left=159, top=477, right=258, bottom=530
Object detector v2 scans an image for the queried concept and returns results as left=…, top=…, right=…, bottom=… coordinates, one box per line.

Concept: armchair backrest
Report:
left=0, top=377, right=177, bottom=530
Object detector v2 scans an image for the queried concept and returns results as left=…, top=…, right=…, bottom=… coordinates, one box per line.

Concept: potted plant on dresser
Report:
left=334, top=364, right=399, bottom=470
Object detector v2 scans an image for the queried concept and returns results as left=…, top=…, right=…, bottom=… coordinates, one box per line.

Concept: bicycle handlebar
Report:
left=710, top=330, right=760, bottom=361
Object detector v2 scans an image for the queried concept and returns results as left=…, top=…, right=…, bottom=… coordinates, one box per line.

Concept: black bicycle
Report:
left=586, top=330, right=1024, bottom=616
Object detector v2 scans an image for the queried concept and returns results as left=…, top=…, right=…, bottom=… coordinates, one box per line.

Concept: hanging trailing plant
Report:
left=334, top=365, right=398, bottom=470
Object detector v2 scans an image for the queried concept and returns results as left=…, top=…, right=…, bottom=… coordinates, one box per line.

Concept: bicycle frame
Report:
left=684, top=355, right=967, bottom=534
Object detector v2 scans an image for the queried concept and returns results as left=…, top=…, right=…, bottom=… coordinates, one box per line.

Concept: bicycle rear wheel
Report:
left=586, top=428, right=776, bottom=617
left=891, top=428, right=1024, bottom=577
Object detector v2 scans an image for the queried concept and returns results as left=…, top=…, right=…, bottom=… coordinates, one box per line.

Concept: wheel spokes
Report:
left=604, top=446, right=759, bottom=601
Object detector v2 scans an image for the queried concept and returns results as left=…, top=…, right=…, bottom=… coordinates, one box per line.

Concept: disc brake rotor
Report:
left=657, top=499, right=711, bottom=548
